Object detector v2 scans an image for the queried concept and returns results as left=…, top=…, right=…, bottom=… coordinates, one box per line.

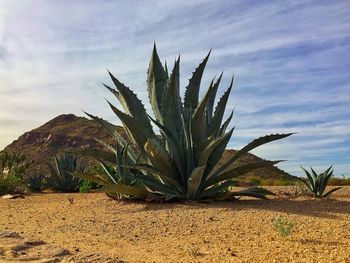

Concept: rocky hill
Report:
left=3, top=114, right=294, bottom=183
left=3, top=114, right=114, bottom=175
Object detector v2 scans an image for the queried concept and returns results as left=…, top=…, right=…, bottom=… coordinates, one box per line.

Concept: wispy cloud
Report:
left=0, top=0, right=349, bottom=176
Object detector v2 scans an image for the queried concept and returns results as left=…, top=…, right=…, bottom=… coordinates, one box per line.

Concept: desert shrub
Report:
left=78, top=165, right=103, bottom=193
left=297, top=166, right=341, bottom=198
left=272, top=216, right=294, bottom=237
left=276, top=179, right=295, bottom=186
left=276, top=183, right=309, bottom=197
left=185, top=246, right=202, bottom=258
left=27, top=173, right=45, bottom=192
left=0, top=175, right=24, bottom=195
left=328, top=177, right=350, bottom=186
left=47, top=154, right=86, bottom=192
left=249, top=177, right=262, bottom=186
left=78, top=179, right=90, bottom=193
left=259, top=178, right=294, bottom=186
left=0, top=151, right=32, bottom=176
left=76, top=45, right=292, bottom=201
left=0, top=151, right=32, bottom=194
left=79, top=179, right=100, bottom=193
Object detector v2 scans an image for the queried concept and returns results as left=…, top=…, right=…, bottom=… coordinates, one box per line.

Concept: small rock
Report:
left=0, top=231, right=20, bottom=238
left=53, top=248, right=71, bottom=257
left=2, top=194, right=25, bottom=199
left=25, top=240, right=46, bottom=246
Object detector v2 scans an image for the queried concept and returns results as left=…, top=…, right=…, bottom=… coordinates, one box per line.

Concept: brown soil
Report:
left=1, top=187, right=350, bottom=262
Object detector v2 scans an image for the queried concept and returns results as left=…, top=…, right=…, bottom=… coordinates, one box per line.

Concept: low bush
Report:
left=0, top=151, right=32, bottom=195
left=79, top=179, right=100, bottom=193
left=328, top=177, right=350, bottom=186
left=0, top=175, right=24, bottom=195
left=272, top=216, right=294, bottom=237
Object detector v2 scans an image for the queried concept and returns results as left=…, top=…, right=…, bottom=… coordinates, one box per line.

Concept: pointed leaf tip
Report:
left=152, top=42, right=157, bottom=54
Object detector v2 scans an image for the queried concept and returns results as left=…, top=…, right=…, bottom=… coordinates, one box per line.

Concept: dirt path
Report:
left=1, top=187, right=350, bottom=262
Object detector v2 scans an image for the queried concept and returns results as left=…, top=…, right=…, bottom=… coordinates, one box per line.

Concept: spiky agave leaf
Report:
left=144, top=138, right=181, bottom=183
left=82, top=112, right=139, bottom=159
left=199, top=180, right=237, bottom=199
left=184, top=50, right=211, bottom=112
left=72, top=171, right=111, bottom=186
left=318, top=166, right=333, bottom=195
left=207, top=77, right=233, bottom=137
left=96, top=183, right=148, bottom=198
left=186, top=166, right=206, bottom=199
left=191, top=77, right=218, bottom=146
left=147, top=44, right=168, bottom=123
left=219, top=110, right=234, bottom=136
left=204, top=160, right=283, bottom=188
left=199, top=161, right=282, bottom=199
left=106, top=100, right=156, bottom=156
left=107, top=71, right=155, bottom=138
left=205, top=73, right=222, bottom=123
left=198, top=129, right=234, bottom=180
left=211, top=133, right=294, bottom=181
left=128, top=162, right=183, bottom=193
left=322, top=187, right=342, bottom=198
left=296, top=167, right=314, bottom=192
left=148, top=115, right=186, bottom=183
left=161, top=57, right=183, bottom=141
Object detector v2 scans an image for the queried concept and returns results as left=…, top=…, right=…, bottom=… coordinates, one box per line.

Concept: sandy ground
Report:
left=1, top=187, right=350, bottom=263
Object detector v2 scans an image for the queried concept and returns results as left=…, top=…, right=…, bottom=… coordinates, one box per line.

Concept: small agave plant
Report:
left=76, top=45, right=292, bottom=201
left=28, top=173, right=45, bottom=192
left=47, top=154, right=86, bottom=192
left=297, top=166, right=341, bottom=198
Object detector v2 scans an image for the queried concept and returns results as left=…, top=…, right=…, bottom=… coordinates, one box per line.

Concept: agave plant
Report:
left=297, top=166, right=341, bottom=198
left=47, top=154, right=86, bottom=192
left=77, top=45, right=292, bottom=201
left=28, top=174, right=45, bottom=192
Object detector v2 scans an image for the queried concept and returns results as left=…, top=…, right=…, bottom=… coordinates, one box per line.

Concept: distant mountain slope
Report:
left=3, top=114, right=114, bottom=175
left=3, top=114, right=294, bottom=182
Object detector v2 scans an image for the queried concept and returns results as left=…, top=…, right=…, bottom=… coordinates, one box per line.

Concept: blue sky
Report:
left=0, top=0, right=349, bottom=176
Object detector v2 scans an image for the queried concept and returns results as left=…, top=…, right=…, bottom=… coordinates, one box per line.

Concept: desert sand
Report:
left=1, top=187, right=350, bottom=262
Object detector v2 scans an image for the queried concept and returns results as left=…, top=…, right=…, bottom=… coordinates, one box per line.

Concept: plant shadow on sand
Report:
left=133, top=197, right=350, bottom=219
